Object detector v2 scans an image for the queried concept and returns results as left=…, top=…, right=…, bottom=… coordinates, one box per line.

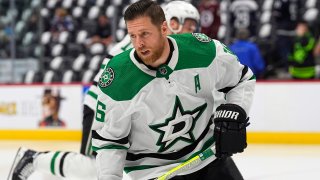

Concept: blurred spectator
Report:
left=50, top=7, right=74, bottom=42
left=87, top=14, right=112, bottom=48
left=229, top=0, right=259, bottom=40
left=26, top=11, right=40, bottom=32
left=229, top=28, right=265, bottom=78
left=272, top=0, right=303, bottom=68
left=198, top=0, right=220, bottom=39
left=288, top=21, right=316, bottom=79
left=313, top=37, right=320, bottom=78
left=313, top=37, right=320, bottom=63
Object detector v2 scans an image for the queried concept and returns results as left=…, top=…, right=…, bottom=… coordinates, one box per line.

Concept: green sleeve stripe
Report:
left=101, top=64, right=106, bottom=69
left=87, top=90, right=98, bottom=100
left=92, top=145, right=128, bottom=151
left=50, top=151, right=61, bottom=175
left=121, top=42, right=132, bottom=51
left=124, top=165, right=159, bottom=173
left=249, top=75, right=256, bottom=80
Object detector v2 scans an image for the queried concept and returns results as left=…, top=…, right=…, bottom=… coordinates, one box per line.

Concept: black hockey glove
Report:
left=213, top=104, right=249, bottom=159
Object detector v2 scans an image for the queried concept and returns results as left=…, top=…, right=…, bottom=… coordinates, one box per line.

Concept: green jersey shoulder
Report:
left=169, top=33, right=216, bottom=70
left=98, top=50, right=154, bottom=101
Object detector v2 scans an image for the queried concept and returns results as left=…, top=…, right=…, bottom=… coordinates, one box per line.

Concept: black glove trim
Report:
left=214, top=104, right=247, bottom=123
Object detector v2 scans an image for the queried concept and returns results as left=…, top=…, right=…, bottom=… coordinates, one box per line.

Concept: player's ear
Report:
left=169, top=19, right=179, bottom=30
left=161, top=20, right=168, bottom=35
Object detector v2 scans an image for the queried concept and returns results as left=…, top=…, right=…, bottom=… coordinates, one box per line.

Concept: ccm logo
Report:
left=214, top=110, right=239, bottom=120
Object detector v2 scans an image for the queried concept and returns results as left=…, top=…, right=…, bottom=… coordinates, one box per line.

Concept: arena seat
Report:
left=43, top=70, right=62, bottom=83
left=23, top=70, right=44, bottom=84
left=88, top=55, right=103, bottom=71
left=62, top=69, right=81, bottom=83
left=81, top=69, right=94, bottom=83
left=72, top=54, right=87, bottom=72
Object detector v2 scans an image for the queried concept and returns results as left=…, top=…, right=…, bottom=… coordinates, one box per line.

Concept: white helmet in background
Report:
left=163, top=1, right=200, bottom=34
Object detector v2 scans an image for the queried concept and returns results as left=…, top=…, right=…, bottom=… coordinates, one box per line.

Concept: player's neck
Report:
left=148, top=38, right=171, bottom=68
left=135, top=38, right=174, bottom=70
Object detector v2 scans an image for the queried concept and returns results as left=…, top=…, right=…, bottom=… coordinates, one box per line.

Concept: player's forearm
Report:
left=98, top=175, right=123, bottom=180
left=225, top=68, right=256, bottom=114
left=96, top=149, right=126, bottom=180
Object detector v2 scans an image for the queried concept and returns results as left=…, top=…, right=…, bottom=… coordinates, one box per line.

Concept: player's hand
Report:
left=213, top=104, right=249, bottom=159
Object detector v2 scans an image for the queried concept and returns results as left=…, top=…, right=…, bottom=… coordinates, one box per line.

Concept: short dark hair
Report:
left=124, top=0, right=165, bottom=26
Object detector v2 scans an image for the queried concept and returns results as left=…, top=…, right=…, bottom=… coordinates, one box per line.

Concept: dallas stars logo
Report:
left=150, top=96, right=207, bottom=152
left=99, top=67, right=114, bottom=88
left=192, top=33, right=211, bottom=43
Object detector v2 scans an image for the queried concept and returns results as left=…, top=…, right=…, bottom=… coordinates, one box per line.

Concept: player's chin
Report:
left=139, top=53, right=153, bottom=62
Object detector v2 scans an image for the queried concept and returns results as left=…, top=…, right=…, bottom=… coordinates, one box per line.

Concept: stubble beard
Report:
left=139, top=35, right=166, bottom=66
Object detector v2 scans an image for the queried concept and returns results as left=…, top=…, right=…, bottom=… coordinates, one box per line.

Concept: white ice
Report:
left=1, top=141, right=320, bottom=180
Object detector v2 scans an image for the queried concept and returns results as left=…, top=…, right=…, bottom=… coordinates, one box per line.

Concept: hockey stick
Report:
left=155, top=145, right=216, bottom=180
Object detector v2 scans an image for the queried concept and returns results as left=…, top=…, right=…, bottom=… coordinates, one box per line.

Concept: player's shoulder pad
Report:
left=98, top=50, right=154, bottom=101
left=169, top=33, right=213, bottom=43
left=191, top=33, right=212, bottom=43
left=169, top=33, right=217, bottom=70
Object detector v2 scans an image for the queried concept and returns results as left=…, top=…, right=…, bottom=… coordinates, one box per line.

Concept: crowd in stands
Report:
left=1, top=0, right=320, bottom=83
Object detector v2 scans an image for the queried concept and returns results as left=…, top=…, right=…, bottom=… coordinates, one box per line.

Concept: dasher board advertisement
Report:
left=0, top=84, right=83, bottom=129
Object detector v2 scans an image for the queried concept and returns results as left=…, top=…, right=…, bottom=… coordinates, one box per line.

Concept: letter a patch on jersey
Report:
left=194, top=74, right=201, bottom=93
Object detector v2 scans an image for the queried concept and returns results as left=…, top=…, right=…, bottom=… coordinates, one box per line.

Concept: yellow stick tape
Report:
left=0, top=130, right=82, bottom=141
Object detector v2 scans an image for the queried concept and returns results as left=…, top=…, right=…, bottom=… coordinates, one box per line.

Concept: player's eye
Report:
left=130, top=34, right=136, bottom=39
left=142, top=32, right=149, bottom=37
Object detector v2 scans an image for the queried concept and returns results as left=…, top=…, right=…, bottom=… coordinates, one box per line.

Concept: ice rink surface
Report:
left=1, top=140, right=320, bottom=180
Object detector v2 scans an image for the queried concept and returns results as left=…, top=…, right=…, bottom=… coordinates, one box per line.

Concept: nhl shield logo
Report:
left=99, top=67, right=115, bottom=88
left=159, top=66, right=168, bottom=75
left=192, top=33, right=211, bottom=43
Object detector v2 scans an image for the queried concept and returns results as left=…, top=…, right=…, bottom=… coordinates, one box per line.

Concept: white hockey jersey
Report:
left=92, top=33, right=256, bottom=180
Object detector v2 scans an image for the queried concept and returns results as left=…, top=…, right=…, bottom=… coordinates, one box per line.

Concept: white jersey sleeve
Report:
left=92, top=86, right=131, bottom=180
left=211, top=39, right=255, bottom=114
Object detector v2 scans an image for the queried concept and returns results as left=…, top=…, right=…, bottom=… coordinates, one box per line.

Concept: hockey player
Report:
left=8, top=1, right=202, bottom=180
left=81, top=0, right=201, bottom=156
left=92, top=0, right=255, bottom=180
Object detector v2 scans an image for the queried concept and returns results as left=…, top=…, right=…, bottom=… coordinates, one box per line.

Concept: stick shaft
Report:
left=156, top=146, right=215, bottom=180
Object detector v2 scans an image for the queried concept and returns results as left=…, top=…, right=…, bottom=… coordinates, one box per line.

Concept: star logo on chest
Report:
left=150, top=96, right=207, bottom=152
